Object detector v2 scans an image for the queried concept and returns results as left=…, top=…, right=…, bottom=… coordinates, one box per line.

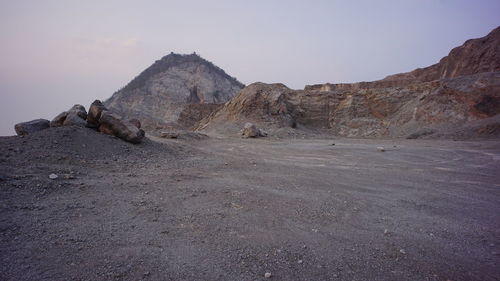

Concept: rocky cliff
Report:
left=105, top=53, right=244, bottom=130
left=382, top=26, right=500, bottom=83
left=198, top=26, right=500, bottom=139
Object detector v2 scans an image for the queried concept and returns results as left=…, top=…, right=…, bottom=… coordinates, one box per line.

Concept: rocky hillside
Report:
left=382, top=26, right=500, bottom=83
left=105, top=53, right=244, bottom=130
left=198, top=26, right=500, bottom=139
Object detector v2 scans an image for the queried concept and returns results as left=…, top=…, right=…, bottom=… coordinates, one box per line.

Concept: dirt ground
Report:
left=0, top=126, right=499, bottom=281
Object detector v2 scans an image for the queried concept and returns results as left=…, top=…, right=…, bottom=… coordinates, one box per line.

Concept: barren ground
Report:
left=0, top=126, right=499, bottom=281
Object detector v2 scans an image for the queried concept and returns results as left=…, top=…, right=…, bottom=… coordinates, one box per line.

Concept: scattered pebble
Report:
left=331, top=143, right=335, bottom=146
left=298, top=259, right=303, bottom=264
left=399, top=249, right=406, bottom=254
left=48, top=173, right=58, bottom=180
left=264, top=272, right=272, bottom=278
left=384, top=229, right=389, bottom=235
left=377, top=146, right=385, bottom=152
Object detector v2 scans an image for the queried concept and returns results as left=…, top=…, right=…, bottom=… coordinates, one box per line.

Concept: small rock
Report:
left=160, top=131, right=179, bottom=139
left=377, top=146, right=385, bottom=152
left=384, top=229, right=389, bottom=235
left=264, top=272, right=272, bottom=278
left=331, top=143, right=335, bottom=146
left=298, top=259, right=303, bottom=264
left=399, top=249, right=406, bottom=254
left=49, top=173, right=58, bottom=180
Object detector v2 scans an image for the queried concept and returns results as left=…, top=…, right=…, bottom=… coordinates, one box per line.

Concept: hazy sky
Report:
left=0, top=0, right=499, bottom=136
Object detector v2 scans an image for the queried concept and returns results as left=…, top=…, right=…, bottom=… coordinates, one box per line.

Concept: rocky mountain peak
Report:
left=119, top=52, right=243, bottom=94
left=105, top=52, right=245, bottom=130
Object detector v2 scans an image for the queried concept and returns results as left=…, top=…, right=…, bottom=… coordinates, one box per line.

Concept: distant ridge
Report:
left=382, top=26, right=500, bottom=82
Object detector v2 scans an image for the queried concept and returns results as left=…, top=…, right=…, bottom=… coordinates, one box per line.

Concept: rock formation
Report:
left=15, top=100, right=145, bottom=143
left=198, top=26, right=500, bottom=139
left=104, top=53, right=244, bottom=131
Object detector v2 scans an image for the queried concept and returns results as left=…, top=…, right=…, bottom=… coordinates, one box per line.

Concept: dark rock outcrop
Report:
left=15, top=119, right=50, bottom=136
left=104, top=53, right=244, bottom=131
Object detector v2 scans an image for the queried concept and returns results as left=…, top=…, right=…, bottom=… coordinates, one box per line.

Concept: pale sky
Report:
left=0, top=0, right=499, bottom=136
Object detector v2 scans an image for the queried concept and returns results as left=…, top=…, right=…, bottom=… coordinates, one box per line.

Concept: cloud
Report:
left=123, top=38, right=138, bottom=47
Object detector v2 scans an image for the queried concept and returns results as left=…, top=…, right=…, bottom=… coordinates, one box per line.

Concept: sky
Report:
left=0, top=0, right=499, bottom=136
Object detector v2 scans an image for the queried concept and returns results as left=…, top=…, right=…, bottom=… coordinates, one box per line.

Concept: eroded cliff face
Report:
left=104, top=53, right=244, bottom=130
left=198, top=26, right=500, bottom=139
left=198, top=73, right=500, bottom=139
left=382, top=26, right=500, bottom=83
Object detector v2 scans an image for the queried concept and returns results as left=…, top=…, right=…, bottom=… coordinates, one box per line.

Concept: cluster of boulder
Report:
left=14, top=100, right=145, bottom=144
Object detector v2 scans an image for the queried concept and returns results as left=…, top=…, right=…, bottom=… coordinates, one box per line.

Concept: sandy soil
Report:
left=0, top=126, right=499, bottom=281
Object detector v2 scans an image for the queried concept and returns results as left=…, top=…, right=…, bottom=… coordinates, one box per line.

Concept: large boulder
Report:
left=14, top=119, right=50, bottom=136
left=69, top=104, right=87, bottom=119
left=98, top=111, right=145, bottom=143
left=50, top=112, right=68, bottom=127
left=241, top=123, right=267, bottom=138
left=50, top=104, right=87, bottom=127
left=86, top=100, right=107, bottom=129
left=63, top=112, right=87, bottom=127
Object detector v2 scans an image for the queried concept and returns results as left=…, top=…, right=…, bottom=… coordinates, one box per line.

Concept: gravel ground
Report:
left=0, top=126, right=499, bottom=281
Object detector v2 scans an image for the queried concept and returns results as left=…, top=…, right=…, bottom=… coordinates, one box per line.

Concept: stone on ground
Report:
left=14, top=119, right=50, bottom=136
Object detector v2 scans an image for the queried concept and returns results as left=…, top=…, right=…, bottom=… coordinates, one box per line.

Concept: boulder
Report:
left=129, top=119, right=141, bottom=129
left=69, top=104, right=87, bottom=119
left=50, top=104, right=87, bottom=127
left=86, top=100, right=107, bottom=128
left=50, top=112, right=68, bottom=127
left=98, top=111, right=144, bottom=143
left=241, top=123, right=266, bottom=138
left=63, top=112, right=87, bottom=127
left=14, top=119, right=50, bottom=136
